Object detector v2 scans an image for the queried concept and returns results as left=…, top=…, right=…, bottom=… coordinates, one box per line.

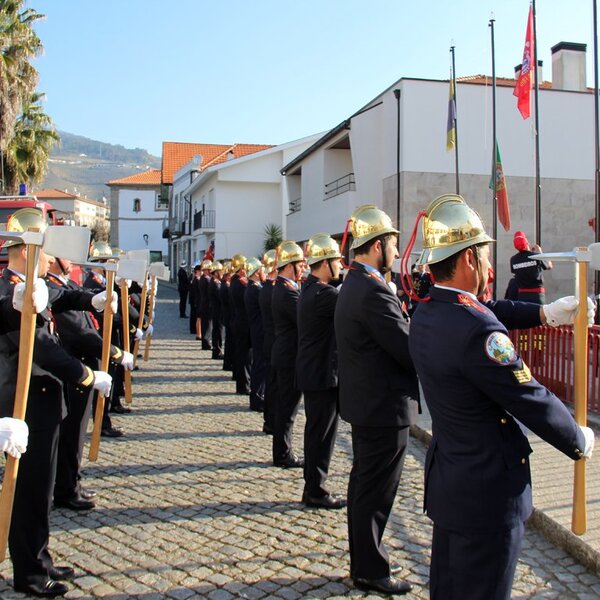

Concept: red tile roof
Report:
left=161, top=142, right=273, bottom=185
left=106, top=169, right=162, bottom=186
left=458, top=75, right=554, bottom=90
left=34, top=188, right=79, bottom=199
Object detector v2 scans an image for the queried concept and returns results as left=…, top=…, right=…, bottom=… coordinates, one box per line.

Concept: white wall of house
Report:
left=114, top=187, right=168, bottom=256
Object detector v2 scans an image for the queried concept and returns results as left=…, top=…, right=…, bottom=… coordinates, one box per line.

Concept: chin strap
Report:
left=399, top=210, right=432, bottom=303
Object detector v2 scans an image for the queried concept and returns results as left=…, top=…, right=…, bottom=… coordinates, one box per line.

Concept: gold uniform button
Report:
left=521, top=458, right=527, bottom=464
left=41, top=387, right=46, bottom=392
left=500, top=418, right=507, bottom=424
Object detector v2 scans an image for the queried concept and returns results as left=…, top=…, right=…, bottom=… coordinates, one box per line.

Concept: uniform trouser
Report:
left=211, top=317, right=224, bottom=358
left=303, top=388, right=339, bottom=498
left=10, top=423, right=60, bottom=588
left=189, top=303, right=197, bottom=334
left=234, top=329, right=251, bottom=394
left=249, top=344, right=266, bottom=410
left=263, top=360, right=277, bottom=430
left=430, top=521, right=524, bottom=600
left=200, top=311, right=212, bottom=348
left=54, top=384, right=93, bottom=502
left=347, top=424, right=409, bottom=580
left=223, top=323, right=234, bottom=370
left=273, top=366, right=302, bottom=461
left=179, top=289, right=188, bottom=317
left=111, top=363, right=125, bottom=408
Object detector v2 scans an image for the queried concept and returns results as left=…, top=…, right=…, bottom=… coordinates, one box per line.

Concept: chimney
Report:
left=551, top=42, right=587, bottom=91
left=514, top=60, right=543, bottom=82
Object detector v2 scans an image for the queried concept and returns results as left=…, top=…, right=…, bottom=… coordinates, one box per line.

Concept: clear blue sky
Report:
left=32, top=0, right=593, bottom=157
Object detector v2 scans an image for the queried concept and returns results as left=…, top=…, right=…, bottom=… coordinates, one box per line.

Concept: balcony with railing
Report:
left=288, top=197, right=301, bottom=214
left=324, top=173, right=356, bottom=200
left=193, top=209, right=216, bottom=231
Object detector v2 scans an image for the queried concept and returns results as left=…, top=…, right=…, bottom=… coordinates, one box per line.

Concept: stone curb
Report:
left=409, top=423, right=600, bottom=578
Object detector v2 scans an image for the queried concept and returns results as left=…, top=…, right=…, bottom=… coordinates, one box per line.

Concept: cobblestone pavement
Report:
left=1, top=284, right=600, bottom=598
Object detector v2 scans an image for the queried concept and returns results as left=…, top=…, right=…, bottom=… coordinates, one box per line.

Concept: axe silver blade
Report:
left=43, top=226, right=90, bottom=263
left=0, top=231, right=44, bottom=246
left=530, top=251, right=577, bottom=262
left=75, top=261, right=118, bottom=272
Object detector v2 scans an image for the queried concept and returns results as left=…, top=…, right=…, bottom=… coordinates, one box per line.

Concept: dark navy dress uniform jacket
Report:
left=409, top=286, right=586, bottom=533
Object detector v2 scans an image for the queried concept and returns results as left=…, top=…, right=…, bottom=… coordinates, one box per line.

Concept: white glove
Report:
left=152, top=278, right=158, bottom=293
left=121, top=350, right=134, bottom=371
left=144, top=324, right=154, bottom=338
left=91, top=291, right=118, bottom=314
left=92, top=371, right=113, bottom=397
left=116, top=277, right=132, bottom=288
left=580, top=426, right=595, bottom=459
left=134, top=328, right=143, bottom=341
left=543, top=296, right=595, bottom=327
left=13, top=279, right=49, bottom=314
left=388, top=281, right=397, bottom=295
left=0, top=418, right=28, bottom=459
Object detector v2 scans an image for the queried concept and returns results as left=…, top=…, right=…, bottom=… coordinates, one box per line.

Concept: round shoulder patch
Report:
left=485, top=332, right=517, bottom=364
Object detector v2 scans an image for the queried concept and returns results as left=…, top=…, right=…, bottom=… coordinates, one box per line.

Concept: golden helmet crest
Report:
left=3, top=208, right=48, bottom=248
left=417, top=194, right=494, bottom=265
left=222, top=260, right=233, bottom=274
left=210, top=261, right=223, bottom=272
left=89, top=240, right=116, bottom=261
left=276, top=240, right=304, bottom=268
left=349, top=205, right=398, bottom=250
left=200, top=259, right=212, bottom=270
left=231, top=254, right=247, bottom=273
left=262, top=249, right=277, bottom=272
left=306, top=233, right=341, bottom=266
left=245, top=257, right=263, bottom=277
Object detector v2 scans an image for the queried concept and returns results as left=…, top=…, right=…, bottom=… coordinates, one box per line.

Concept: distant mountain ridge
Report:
left=38, top=131, right=161, bottom=201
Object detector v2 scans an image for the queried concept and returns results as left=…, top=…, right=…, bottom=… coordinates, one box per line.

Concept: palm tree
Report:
left=4, top=92, right=59, bottom=193
left=0, top=0, right=44, bottom=189
left=263, top=223, right=283, bottom=252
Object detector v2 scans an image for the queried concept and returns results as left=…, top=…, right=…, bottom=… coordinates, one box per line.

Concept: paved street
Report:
left=1, top=284, right=600, bottom=598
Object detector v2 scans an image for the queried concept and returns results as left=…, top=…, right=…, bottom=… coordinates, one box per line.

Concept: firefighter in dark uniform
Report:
left=245, top=257, right=267, bottom=412
left=208, top=261, right=224, bottom=359
left=259, top=250, right=278, bottom=434
left=409, top=194, right=594, bottom=600
left=297, top=233, right=345, bottom=509
left=189, top=265, right=199, bottom=335
left=509, top=230, right=553, bottom=304
left=177, top=260, right=189, bottom=318
left=198, top=259, right=213, bottom=350
left=46, top=256, right=133, bottom=511
left=0, top=208, right=115, bottom=598
left=230, top=254, right=251, bottom=395
left=219, top=261, right=234, bottom=371
left=271, top=240, right=305, bottom=468
left=334, top=205, right=416, bottom=596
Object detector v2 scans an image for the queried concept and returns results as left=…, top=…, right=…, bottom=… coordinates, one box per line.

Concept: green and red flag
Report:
left=490, top=142, right=511, bottom=231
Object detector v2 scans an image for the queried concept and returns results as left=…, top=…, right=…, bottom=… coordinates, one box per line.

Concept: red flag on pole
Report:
left=513, top=5, right=534, bottom=119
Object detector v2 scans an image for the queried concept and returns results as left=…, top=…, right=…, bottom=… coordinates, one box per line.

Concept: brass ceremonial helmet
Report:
left=210, top=261, right=223, bottom=273
left=245, top=257, right=263, bottom=277
left=349, top=204, right=398, bottom=250
left=306, top=233, right=341, bottom=266
left=417, top=194, right=494, bottom=265
left=276, top=240, right=304, bottom=268
left=112, top=247, right=125, bottom=256
left=262, top=249, right=277, bottom=272
left=89, top=240, right=117, bottom=261
left=222, top=260, right=233, bottom=274
left=3, top=207, right=48, bottom=247
left=231, top=253, right=247, bottom=273
left=200, top=259, right=212, bottom=270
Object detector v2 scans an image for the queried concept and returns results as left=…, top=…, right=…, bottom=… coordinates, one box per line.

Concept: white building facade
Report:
left=106, top=169, right=169, bottom=260
left=281, top=42, right=595, bottom=298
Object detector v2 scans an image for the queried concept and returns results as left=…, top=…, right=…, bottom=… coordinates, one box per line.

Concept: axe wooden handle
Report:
left=0, top=242, right=39, bottom=561
left=143, top=275, right=157, bottom=362
left=132, top=280, right=149, bottom=369
left=120, top=280, right=132, bottom=405
left=89, top=269, right=116, bottom=462
left=572, top=258, right=588, bottom=535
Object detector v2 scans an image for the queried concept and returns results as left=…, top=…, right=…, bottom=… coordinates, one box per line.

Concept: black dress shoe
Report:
left=212, top=353, right=225, bottom=360
left=101, top=427, right=124, bottom=438
left=48, top=566, right=75, bottom=581
left=15, top=580, right=69, bottom=597
left=302, top=493, right=347, bottom=510
left=353, top=576, right=412, bottom=595
left=262, top=424, right=273, bottom=435
left=274, top=454, right=304, bottom=468
left=80, top=487, right=97, bottom=500
left=54, top=496, right=95, bottom=511
left=111, top=404, right=132, bottom=414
